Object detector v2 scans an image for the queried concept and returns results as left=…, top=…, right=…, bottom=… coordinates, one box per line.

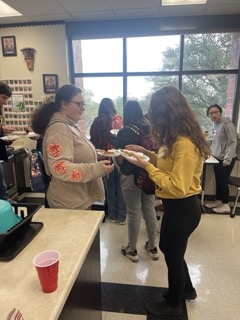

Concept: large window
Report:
left=73, top=39, right=123, bottom=73
left=127, top=36, right=180, bottom=72
left=71, top=33, right=240, bottom=135
left=182, top=74, right=238, bottom=131
left=183, top=34, right=238, bottom=71
left=127, top=75, right=179, bottom=114
left=75, top=76, right=123, bottom=135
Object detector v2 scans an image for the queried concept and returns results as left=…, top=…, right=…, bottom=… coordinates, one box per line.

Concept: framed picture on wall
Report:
left=43, top=74, right=58, bottom=94
left=1, top=36, right=17, bottom=57
left=12, top=94, right=25, bottom=112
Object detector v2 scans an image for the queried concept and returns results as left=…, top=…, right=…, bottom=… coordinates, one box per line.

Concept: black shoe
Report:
left=163, top=288, right=197, bottom=300
left=145, top=300, right=182, bottom=318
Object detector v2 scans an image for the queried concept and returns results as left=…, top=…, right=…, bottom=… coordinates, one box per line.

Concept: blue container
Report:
left=0, top=200, right=22, bottom=234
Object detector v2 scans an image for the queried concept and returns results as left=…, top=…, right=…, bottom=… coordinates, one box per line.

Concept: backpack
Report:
left=29, top=120, right=73, bottom=193
left=90, top=114, right=123, bottom=150
left=29, top=149, right=50, bottom=192
left=126, top=124, right=156, bottom=194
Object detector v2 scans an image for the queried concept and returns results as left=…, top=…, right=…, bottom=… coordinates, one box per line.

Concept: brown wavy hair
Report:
left=149, top=85, right=211, bottom=159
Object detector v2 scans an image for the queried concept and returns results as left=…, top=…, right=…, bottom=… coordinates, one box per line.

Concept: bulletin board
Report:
left=2, top=79, right=41, bottom=131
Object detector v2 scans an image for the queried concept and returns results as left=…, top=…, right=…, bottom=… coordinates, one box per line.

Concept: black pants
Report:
left=160, top=195, right=201, bottom=307
left=214, top=157, right=236, bottom=204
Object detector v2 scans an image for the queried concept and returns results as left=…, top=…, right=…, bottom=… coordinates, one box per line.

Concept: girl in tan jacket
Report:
left=31, top=84, right=114, bottom=209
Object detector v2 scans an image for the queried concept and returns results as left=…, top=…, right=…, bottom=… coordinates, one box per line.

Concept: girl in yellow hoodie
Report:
left=125, top=85, right=211, bottom=317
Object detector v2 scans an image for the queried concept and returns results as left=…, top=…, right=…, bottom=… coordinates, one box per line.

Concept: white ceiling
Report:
left=1, top=0, right=240, bottom=25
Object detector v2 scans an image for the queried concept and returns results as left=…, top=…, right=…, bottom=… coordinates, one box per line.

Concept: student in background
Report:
left=90, top=98, right=126, bottom=224
left=114, top=100, right=159, bottom=263
left=0, top=82, right=16, bottom=201
left=205, top=103, right=237, bottom=213
left=125, top=86, right=211, bottom=317
left=31, top=84, right=114, bottom=209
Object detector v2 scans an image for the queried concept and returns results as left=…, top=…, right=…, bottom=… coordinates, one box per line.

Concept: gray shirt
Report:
left=210, top=116, right=237, bottom=165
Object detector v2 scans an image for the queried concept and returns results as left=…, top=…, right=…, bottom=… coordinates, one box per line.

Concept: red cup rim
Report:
left=33, top=250, right=60, bottom=267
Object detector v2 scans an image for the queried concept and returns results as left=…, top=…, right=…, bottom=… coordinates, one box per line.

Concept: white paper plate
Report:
left=0, top=135, right=20, bottom=141
left=11, top=131, right=27, bottom=136
left=97, top=149, right=120, bottom=157
left=110, top=129, right=119, bottom=136
left=119, top=150, right=150, bottom=162
left=27, top=132, right=39, bottom=138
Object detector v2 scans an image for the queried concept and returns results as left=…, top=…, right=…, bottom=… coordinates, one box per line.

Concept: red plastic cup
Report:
left=33, top=250, right=60, bottom=293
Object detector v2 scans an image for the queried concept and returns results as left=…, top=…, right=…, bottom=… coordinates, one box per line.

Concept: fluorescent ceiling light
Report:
left=162, top=0, right=207, bottom=5
left=0, top=1, right=22, bottom=17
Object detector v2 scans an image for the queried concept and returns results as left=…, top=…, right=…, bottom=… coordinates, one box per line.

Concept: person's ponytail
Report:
left=31, top=101, right=56, bottom=135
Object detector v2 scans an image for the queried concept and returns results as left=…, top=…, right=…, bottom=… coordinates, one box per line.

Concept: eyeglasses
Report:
left=208, top=111, right=220, bottom=116
left=67, top=100, right=86, bottom=108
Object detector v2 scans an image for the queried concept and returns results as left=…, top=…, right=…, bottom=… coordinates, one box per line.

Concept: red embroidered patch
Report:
left=48, top=143, right=62, bottom=157
left=70, top=169, right=84, bottom=181
left=53, top=161, right=67, bottom=174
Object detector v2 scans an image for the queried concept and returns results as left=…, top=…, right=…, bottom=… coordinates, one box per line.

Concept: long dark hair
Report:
left=0, top=82, right=12, bottom=97
left=98, top=98, right=116, bottom=117
left=149, top=85, right=211, bottom=158
left=123, top=100, right=148, bottom=127
left=31, top=84, right=82, bottom=135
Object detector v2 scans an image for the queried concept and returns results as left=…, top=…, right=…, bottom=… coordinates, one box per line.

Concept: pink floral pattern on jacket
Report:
left=48, top=143, right=62, bottom=157
left=70, top=168, right=84, bottom=181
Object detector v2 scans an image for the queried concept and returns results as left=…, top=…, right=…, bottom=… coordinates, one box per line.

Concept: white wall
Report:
left=0, top=24, right=69, bottom=100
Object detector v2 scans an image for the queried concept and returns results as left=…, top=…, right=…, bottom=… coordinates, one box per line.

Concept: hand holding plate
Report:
left=126, top=152, right=149, bottom=169
left=119, top=149, right=149, bottom=168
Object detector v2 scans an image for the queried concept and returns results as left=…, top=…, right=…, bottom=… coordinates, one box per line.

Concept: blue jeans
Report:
left=105, top=167, right=126, bottom=222
left=0, top=162, right=8, bottom=200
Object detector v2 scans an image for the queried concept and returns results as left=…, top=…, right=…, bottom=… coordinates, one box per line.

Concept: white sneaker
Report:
left=144, top=241, right=159, bottom=261
left=213, top=203, right=231, bottom=213
left=121, top=245, right=139, bottom=263
left=205, top=200, right=222, bottom=209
